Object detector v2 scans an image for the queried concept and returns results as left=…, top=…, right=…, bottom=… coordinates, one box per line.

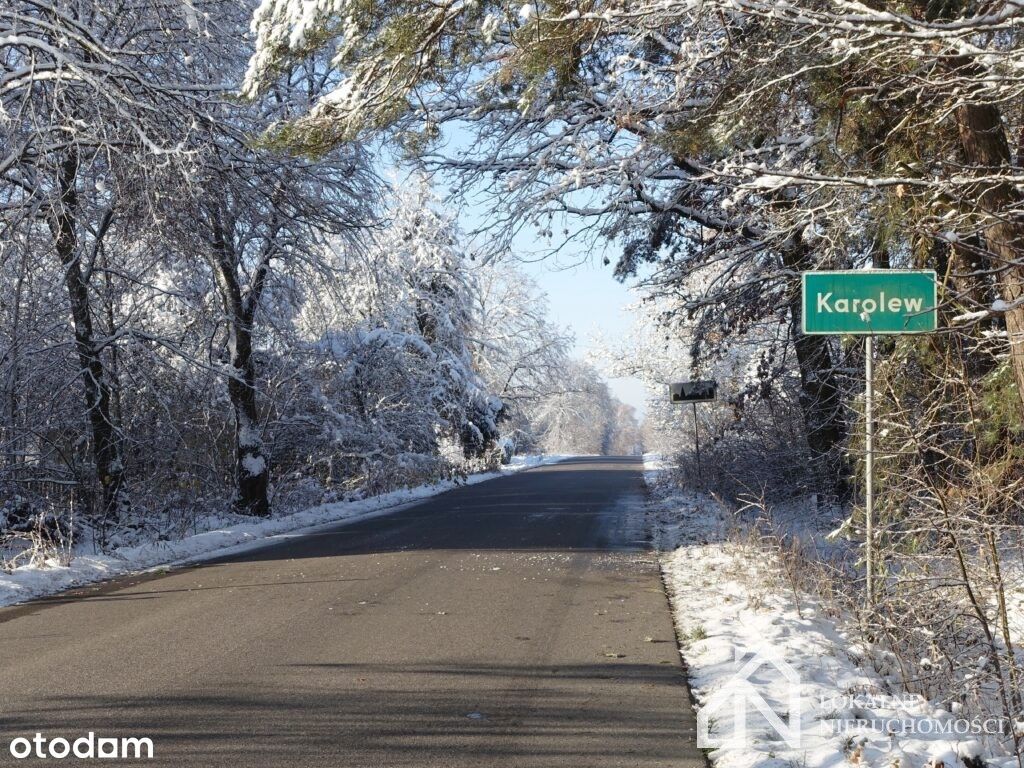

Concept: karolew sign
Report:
left=802, top=270, right=937, bottom=335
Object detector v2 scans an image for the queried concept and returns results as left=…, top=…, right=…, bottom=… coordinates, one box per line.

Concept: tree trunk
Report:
left=789, top=299, right=847, bottom=456
left=226, top=325, right=270, bottom=517
left=210, top=222, right=271, bottom=516
left=49, top=150, right=127, bottom=520
left=781, top=238, right=850, bottom=494
left=3, top=253, right=27, bottom=477
left=955, top=94, right=1024, bottom=410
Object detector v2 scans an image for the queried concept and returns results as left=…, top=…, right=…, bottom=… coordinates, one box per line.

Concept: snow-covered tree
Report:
left=241, top=0, right=1024, bottom=477
left=0, top=0, right=223, bottom=518
left=239, top=0, right=854, bottom=470
left=274, top=181, right=505, bottom=492
left=465, top=260, right=573, bottom=450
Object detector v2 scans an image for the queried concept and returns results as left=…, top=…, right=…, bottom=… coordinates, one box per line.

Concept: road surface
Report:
left=0, top=456, right=703, bottom=767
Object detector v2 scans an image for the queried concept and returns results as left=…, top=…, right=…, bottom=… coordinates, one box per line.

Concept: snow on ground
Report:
left=0, top=454, right=574, bottom=609
left=643, top=455, right=1019, bottom=768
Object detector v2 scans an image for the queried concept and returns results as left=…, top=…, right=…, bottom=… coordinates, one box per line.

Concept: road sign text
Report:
left=802, top=271, right=937, bottom=335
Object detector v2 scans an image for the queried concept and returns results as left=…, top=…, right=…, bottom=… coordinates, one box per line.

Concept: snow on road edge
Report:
left=642, top=454, right=1016, bottom=768
left=0, top=454, right=574, bottom=608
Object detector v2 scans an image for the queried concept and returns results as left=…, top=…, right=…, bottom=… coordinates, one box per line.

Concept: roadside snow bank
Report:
left=0, top=454, right=571, bottom=608
left=645, top=457, right=1019, bottom=768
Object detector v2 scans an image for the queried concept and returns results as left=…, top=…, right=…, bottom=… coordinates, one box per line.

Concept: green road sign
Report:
left=802, top=270, right=937, bottom=335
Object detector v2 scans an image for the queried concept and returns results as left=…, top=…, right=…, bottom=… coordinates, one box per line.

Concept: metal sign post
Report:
left=802, top=269, right=937, bottom=609
left=670, top=381, right=717, bottom=483
left=864, top=335, right=874, bottom=606
left=691, top=402, right=701, bottom=479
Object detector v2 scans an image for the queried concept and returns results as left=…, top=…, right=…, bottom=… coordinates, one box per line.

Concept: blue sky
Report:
left=514, top=252, right=650, bottom=419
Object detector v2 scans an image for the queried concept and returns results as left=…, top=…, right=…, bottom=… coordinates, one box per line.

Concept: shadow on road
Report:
left=0, top=660, right=696, bottom=767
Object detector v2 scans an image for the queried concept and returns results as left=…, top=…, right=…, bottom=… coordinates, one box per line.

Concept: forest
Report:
left=0, top=0, right=642, bottom=558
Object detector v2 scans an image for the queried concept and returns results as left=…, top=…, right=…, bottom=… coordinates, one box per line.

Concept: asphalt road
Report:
left=0, top=456, right=703, bottom=767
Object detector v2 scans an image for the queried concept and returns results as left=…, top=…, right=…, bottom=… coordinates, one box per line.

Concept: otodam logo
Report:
left=814, top=291, right=926, bottom=317
left=8, top=733, right=153, bottom=760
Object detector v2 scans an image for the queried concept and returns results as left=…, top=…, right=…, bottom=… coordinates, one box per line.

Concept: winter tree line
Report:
left=243, top=0, right=1024, bottom=755
left=0, top=0, right=642, bottom=556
